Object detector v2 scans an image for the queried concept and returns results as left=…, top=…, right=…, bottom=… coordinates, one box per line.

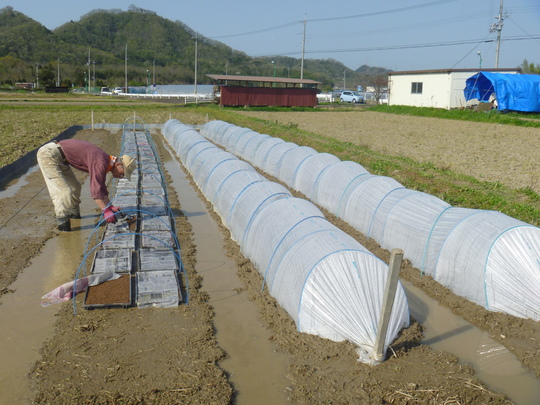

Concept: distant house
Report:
left=207, top=74, right=321, bottom=107
left=15, top=82, right=34, bottom=89
left=387, top=68, right=521, bottom=110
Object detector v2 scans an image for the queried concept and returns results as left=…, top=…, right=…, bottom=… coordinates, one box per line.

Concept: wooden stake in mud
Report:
left=373, top=248, right=404, bottom=362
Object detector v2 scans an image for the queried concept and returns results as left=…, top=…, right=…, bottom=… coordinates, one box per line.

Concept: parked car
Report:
left=340, top=90, right=364, bottom=103
left=112, top=87, right=123, bottom=95
left=100, top=87, right=112, bottom=95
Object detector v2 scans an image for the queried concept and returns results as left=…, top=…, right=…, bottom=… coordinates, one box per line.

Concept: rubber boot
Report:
left=69, top=207, right=81, bottom=219
left=56, top=217, right=71, bottom=232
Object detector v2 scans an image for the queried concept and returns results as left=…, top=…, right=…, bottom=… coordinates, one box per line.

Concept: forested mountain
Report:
left=0, top=5, right=388, bottom=90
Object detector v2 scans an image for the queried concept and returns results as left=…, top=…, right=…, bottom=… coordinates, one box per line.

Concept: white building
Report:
left=388, top=68, right=521, bottom=110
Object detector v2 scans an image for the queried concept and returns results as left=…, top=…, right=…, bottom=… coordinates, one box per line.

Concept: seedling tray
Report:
left=83, top=274, right=132, bottom=310
left=92, top=248, right=132, bottom=274
left=139, top=248, right=178, bottom=271
left=136, top=270, right=180, bottom=308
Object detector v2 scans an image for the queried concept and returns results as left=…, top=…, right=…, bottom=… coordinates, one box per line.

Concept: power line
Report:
left=308, top=0, right=458, bottom=22
left=298, top=4, right=540, bottom=42
left=209, top=21, right=298, bottom=39
left=204, top=1, right=540, bottom=68
left=310, top=11, right=492, bottom=40
left=507, top=15, right=540, bottom=47
left=450, top=33, right=493, bottom=69
left=255, top=35, right=540, bottom=58
left=208, top=0, right=458, bottom=40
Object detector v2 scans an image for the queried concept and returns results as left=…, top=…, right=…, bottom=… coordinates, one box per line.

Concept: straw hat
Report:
left=120, top=155, right=137, bottom=181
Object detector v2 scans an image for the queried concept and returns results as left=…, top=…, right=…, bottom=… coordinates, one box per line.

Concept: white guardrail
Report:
left=111, top=92, right=214, bottom=103
left=317, top=93, right=339, bottom=103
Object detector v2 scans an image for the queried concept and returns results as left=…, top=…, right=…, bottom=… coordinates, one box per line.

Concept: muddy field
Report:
left=2, top=110, right=540, bottom=404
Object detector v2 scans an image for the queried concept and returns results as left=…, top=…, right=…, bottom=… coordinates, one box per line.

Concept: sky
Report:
left=4, top=0, right=540, bottom=72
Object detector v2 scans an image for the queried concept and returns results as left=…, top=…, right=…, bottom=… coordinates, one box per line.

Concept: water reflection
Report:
left=404, top=281, right=540, bottom=405
left=0, top=166, right=39, bottom=199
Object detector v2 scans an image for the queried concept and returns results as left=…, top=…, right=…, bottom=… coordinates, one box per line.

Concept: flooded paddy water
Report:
left=161, top=137, right=292, bottom=403
left=0, top=176, right=101, bottom=402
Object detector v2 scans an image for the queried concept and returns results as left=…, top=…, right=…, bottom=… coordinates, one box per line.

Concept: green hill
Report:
left=0, top=5, right=386, bottom=91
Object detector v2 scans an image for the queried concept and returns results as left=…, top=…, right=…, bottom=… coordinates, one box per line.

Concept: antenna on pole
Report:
left=490, top=0, right=506, bottom=68
left=300, top=15, right=306, bottom=80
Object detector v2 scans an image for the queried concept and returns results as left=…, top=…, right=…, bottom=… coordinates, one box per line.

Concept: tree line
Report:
left=0, top=6, right=396, bottom=92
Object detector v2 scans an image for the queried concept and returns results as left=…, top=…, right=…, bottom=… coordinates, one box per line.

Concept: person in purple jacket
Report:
left=37, top=139, right=137, bottom=231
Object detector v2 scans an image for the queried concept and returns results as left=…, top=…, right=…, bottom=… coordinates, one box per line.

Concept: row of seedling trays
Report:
left=83, top=129, right=183, bottom=310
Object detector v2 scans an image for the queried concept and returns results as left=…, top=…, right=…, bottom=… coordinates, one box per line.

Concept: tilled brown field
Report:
left=237, top=110, right=540, bottom=192
left=2, top=109, right=539, bottom=404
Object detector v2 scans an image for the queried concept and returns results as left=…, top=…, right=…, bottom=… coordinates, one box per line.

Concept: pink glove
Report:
left=102, top=205, right=121, bottom=223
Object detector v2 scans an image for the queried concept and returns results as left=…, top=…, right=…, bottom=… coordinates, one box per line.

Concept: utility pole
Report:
left=300, top=15, right=306, bottom=80
left=124, top=44, right=128, bottom=93
left=193, top=34, right=199, bottom=95
left=153, top=59, right=156, bottom=86
left=87, top=49, right=91, bottom=92
left=56, top=59, right=60, bottom=87
left=490, top=0, right=506, bottom=68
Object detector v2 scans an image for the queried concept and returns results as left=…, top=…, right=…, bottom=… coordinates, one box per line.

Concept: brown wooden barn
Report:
left=207, top=74, right=321, bottom=107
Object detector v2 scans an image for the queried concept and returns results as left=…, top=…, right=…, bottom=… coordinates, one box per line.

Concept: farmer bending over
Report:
left=37, top=139, right=137, bottom=231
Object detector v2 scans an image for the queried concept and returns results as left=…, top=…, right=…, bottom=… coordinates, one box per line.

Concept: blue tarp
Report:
left=464, top=72, right=540, bottom=112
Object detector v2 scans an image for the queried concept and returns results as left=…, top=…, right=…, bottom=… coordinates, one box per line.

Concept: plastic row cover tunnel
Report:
left=162, top=119, right=410, bottom=363
left=199, top=120, right=540, bottom=322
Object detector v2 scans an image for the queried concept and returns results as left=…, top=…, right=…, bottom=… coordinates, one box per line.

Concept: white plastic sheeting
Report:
left=252, top=138, right=285, bottom=170
left=261, top=142, right=299, bottom=177
left=204, top=161, right=257, bottom=203
left=164, top=119, right=410, bottom=362
left=369, top=190, right=451, bottom=270
left=311, top=161, right=369, bottom=215
left=292, top=153, right=341, bottom=198
left=422, top=209, right=540, bottom=319
left=199, top=120, right=540, bottom=322
left=227, top=181, right=292, bottom=244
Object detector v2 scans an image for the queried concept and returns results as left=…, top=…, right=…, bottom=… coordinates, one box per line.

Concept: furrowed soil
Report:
left=2, top=108, right=539, bottom=404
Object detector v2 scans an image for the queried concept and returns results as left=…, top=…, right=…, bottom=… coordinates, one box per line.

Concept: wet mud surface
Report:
left=1, top=112, right=539, bottom=404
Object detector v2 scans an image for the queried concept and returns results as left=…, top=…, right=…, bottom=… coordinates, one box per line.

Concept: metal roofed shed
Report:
left=207, top=74, right=321, bottom=107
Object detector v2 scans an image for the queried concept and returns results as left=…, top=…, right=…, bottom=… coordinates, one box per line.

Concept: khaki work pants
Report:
left=37, top=142, right=82, bottom=219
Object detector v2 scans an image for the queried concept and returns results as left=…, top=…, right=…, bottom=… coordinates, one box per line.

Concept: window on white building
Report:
left=411, top=82, right=423, bottom=94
